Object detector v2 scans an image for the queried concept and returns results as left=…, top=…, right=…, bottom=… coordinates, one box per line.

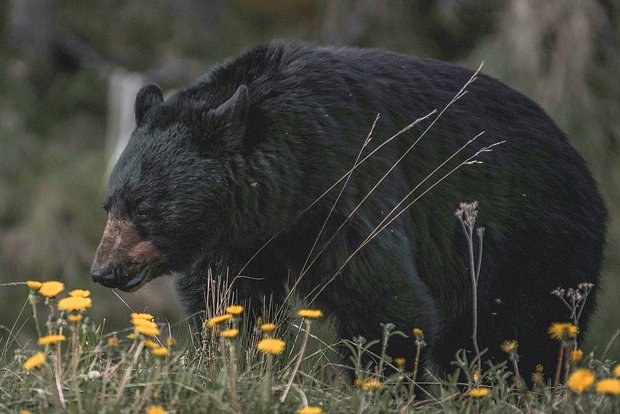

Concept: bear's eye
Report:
left=134, top=205, right=149, bottom=220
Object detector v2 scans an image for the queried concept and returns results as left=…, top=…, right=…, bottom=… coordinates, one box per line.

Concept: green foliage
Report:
left=1, top=283, right=619, bottom=413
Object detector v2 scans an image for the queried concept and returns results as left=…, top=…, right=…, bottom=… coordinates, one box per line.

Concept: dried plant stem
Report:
left=71, top=329, right=84, bottom=414
left=306, top=137, right=502, bottom=305
left=281, top=319, right=311, bottom=402
left=456, top=203, right=484, bottom=372
left=295, top=65, right=485, bottom=307
left=298, top=114, right=378, bottom=278
left=54, top=343, right=66, bottom=409
left=99, top=357, right=113, bottom=405
left=412, top=341, right=422, bottom=385
left=133, top=358, right=163, bottom=414
left=603, top=329, right=620, bottom=360
left=115, top=340, right=145, bottom=405
left=466, top=222, right=481, bottom=371
left=553, top=343, right=565, bottom=389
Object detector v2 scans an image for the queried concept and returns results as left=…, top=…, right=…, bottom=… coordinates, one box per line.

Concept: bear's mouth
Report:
left=118, top=266, right=153, bottom=292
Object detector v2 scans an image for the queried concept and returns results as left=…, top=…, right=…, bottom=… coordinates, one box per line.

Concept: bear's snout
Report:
left=91, top=216, right=165, bottom=290
left=90, top=264, right=122, bottom=288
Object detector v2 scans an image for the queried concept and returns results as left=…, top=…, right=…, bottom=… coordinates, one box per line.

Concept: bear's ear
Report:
left=209, top=84, right=249, bottom=145
left=135, top=84, right=164, bottom=126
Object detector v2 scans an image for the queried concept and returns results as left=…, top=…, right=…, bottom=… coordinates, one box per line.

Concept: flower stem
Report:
left=553, top=343, right=565, bottom=388
left=412, top=342, right=422, bottom=385
left=261, top=353, right=274, bottom=409
left=227, top=340, right=240, bottom=410
left=511, top=358, right=532, bottom=414
left=29, top=293, right=42, bottom=338
left=563, top=343, right=572, bottom=384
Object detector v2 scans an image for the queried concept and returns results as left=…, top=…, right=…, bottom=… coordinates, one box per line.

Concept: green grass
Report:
left=1, top=281, right=619, bottom=413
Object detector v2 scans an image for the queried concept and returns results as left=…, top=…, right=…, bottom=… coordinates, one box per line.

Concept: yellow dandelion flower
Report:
left=58, top=296, right=92, bottom=312
left=134, top=323, right=160, bottom=336
left=67, top=314, right=83, bottom=323
left=38, top=334, right=66, bottom=346
left=146, top=405, right=168, bottom=414
left=68, top=289, right=91, bottom=298
left=107, top=336, right=119, bottom=346
left=501, top=340, right=518, bottom=354
left=23, top=352, right=45, bottom=369
left=152, top=347, right=170, bottom=357
left=536, top=364, right=544, bottom=373
left=548, top=322, right=566, bottom=340
left=127, top=333, right=137, bottom=340
left=257, top=338, right=286, bottom=355
left=260, top=323, right=277, bottom=332
left=394, top=357, right=406, bottom=367
left=131, top=317, right=157, bottom=327
left=548, top=322, right=579, bottom=341
left=362, top=379, right=382, bottom=390
left=131, top=317, right=156, bottom=326
left=26, top=280, right=42, bottom=290
left=20, top=410, right=33, bottom=414
left=144, top=339, right=160, bottom=348
left=131, top=317, right=160, bottom=335
left=38, top=281, right=65, bottom=298
left=297, top=309, right=323, bottom=319
left=226, top=305, right=244, bottom=315
left=221, top=329, right=239, bottom=339
left=167, top=337, right=175, bottom=348
left=205, top=314, right=232, bottom=327
left=297, top=407, right=324, bottom=414
left=130, top=312, right=154, bottom=321
left=467, top=387, right=490, bottom=398
left=568, top=324, right=579, bottom=337
left=412, top=328, right=423, bottom=337
left=596, top=378, right=620, bottom=396
left=571, top=349, right=584, bottom=363
left=567, top=368, right=595, bottom=393
left=614, top=364, right=620, bottom=378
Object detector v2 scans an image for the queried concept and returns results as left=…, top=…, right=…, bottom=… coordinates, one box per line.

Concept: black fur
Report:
left=103, top=42, right=606, bottom=375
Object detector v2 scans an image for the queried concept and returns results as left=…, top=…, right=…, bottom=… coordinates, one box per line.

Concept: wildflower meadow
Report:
left=0, top=276, right=618, bottom=413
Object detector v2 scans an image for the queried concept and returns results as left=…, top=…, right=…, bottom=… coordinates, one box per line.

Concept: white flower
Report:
left=87, top=370, right=102, bottom=379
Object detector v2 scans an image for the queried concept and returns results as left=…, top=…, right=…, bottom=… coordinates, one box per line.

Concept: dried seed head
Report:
left=455, top=201, right=479, bottom=227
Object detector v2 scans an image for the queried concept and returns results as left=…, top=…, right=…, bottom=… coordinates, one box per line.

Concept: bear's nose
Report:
left=90, top=265, right=121, bottom=288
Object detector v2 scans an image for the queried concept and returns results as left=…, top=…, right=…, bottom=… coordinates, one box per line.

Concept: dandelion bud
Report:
left=571, top=349, right=584, bottom=363
left=473, top=370, right=481, bottom=383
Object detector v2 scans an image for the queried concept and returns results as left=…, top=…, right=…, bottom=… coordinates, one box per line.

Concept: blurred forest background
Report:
left=1, top=0, right=619, bottom=359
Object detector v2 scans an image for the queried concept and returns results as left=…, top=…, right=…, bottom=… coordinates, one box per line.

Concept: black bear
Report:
left=91, top=42, right=606, bottom=376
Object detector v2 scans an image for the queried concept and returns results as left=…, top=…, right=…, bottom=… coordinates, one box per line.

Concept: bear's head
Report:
left=91, top=83, right=249, bottom=291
